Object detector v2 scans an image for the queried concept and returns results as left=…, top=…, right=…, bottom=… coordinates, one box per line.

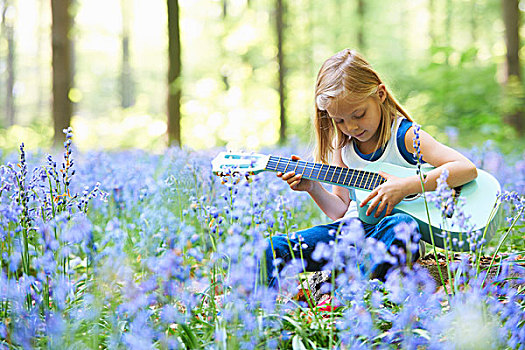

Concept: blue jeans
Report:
left=265, top=213, right=420, bottom=288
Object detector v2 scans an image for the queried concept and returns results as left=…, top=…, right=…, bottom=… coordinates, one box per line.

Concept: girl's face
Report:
left=325, top=86, right=386, bottom=153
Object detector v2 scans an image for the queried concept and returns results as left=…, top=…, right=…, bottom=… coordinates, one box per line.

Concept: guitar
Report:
left=211, top=152, right=502, bottom=252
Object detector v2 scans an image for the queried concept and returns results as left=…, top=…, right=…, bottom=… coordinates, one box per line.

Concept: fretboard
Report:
left=265, top=155, right=386, bottom=191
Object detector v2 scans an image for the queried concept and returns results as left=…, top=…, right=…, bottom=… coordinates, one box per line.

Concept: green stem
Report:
left=441, top=229, right=455, bottom=295
left=476, top=201, right=502, bottom=275
left=328, top=224, right=342, bottom=350
left=481, top=207, right=524, bottom=287
left=296, top=244, right=322, bottom=327
left=420, top=174, right=449, bottom=300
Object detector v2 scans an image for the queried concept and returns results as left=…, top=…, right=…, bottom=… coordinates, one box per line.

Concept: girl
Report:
left=266, top=49, right=477, bottom=288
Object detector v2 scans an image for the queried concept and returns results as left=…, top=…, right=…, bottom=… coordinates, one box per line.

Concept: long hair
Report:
left=314, top=49, right=412, bottom=164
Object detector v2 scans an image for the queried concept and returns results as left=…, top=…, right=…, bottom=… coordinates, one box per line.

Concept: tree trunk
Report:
left=470, top=0, right=478, bottom=49
left=120, top=0, right=134, bottom=108
left=167, top=0, right=182, bottom=146
left=356, top=0, right=365, bottom=52
left=502, top=0, right=524, bottom=135
left=2, top=0, right=15, bottom=127
left=36, top=0, right=45, bottom=117
left=51, top=0, right=73, bottom=147
left=220, top=0, right=229, bottom=90
left=276, top=0, right=286, bottom=145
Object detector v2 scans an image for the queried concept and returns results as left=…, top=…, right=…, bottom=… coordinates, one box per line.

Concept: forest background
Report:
left=0, top=0, right=524, bottom=155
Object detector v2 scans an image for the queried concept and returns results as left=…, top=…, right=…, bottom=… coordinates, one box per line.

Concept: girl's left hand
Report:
left=359, top=171, right=411, bottom=218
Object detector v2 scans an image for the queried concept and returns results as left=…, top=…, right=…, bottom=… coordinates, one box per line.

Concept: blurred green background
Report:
left=0, top=0, right=524, bottom=153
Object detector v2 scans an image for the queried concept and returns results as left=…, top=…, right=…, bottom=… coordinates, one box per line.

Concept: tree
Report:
left=35, top=0, right=46, bottom=117
left=220, top=0, right=230, bottom=91
left=356, top=0, right=365, bottom=52
left=276, top=0, right=287, bottom=145
left=51, top=0, right=73, bottom=146
left=501, top=0, right=524, bottom=135
left=120, top=0, right=135, bottom=108
left=470, top=0, right=478, bottom=50
left=1, top=0, right=15, bottom=127
left=167, top=0, right=182, bottom=146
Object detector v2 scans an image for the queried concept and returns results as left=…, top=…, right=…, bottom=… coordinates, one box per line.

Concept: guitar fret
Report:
left=313, top=163, right=322, bottom=180
left=373, top=174, right=382, bottom=189
left=310, top=163, right=317, bottom=179
left=366, top=173, right=373, bottom=188
left=357, top=170, right=365, bottom=188
left=348, top=169, right=356, bottom=187
left=352, top=170, right=359, bottom=186
left=330, top=166, right=337, bottom=182
left=351, top=169, right=359, bottom=187
left=360, top=171, right=368, bottom=189
left=296, top=160, right=306, bottom=175
left=342, top=168, right=350, bottom=186
left=368, top=172, right=376, bottom=189
left=266, top=156, right=273, bottom=171
left=362, top=172, right=371, bottom=190
left=329, top=166, right=336, bottom=182
left=335, top=167, right=343, bottom=185
left=275, top=156, right=282, bottom=172
left=361, top=172, right=367, bottom=189
left=367, top=173, right=376, bottom=190
left=307, top=161, right=314, bottom=178
left=323, top=165, right=330, bottom=181
left=365, top=173, right=374, bottom=190
left=283, top=158, right=291, bottom=173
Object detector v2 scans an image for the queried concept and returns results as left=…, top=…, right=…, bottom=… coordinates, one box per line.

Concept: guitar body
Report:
left=355, top=163, right=502, bottom=251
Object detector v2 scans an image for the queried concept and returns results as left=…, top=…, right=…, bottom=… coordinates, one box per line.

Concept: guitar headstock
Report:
left=211, top=152, right=270, bottom=176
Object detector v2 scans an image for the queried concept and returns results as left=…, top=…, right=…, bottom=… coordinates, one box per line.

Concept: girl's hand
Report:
left=276, top=155, right=315, bottom=193
left=359, top=171, right=411, bottom=217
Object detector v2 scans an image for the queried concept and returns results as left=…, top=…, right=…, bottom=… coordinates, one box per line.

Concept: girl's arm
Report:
left=360, top=127, right=478, bottom=217
left=277, top=150, right=351, bottom=221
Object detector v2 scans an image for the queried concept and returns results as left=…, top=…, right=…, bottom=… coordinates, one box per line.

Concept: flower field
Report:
left=1, top=132, right=525, bottom=349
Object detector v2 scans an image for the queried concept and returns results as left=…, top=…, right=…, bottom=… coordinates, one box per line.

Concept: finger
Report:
left=276, top=172, right=282, bottom=177
left=366, top=195, right=382, bottom=216
left=290, top=180, right=301, bottom=189
left=281, top=171, right=295, bottom=180
left=287, top=174, right=302, bottom=185
left=374, top=199, right=388, bottom=218
left=385, top=203, right=394, bottom=216
left=378, top=171, right=390, bottom=179
left=291, top=155, right=302, bottom=161
left=360, top=188, right=379, bottom=207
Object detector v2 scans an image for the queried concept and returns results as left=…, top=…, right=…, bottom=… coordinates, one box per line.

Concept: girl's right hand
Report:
left=276, top=155, right=315, bottom=193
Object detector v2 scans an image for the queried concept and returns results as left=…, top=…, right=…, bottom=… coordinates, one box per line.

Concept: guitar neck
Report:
left=265, top=155, right=385, bottom=191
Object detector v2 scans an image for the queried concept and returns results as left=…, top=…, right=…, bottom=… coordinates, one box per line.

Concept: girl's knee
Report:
left=266, top=235, right=290, bottom=258
left=391, top=212, right=416, bottom=223
left=374, top=213, right=419, bottom=242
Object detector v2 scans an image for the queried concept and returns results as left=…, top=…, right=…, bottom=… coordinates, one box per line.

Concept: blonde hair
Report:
left=314, top=49, right=412, bottom=164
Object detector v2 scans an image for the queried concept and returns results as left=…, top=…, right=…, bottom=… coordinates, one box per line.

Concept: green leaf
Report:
left=179, top=323, right=200, bottom=349
left=292, top=335, right=307, bottom=350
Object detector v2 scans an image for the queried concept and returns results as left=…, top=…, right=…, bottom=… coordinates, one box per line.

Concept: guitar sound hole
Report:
left=403, top=193, right=420, bottom=201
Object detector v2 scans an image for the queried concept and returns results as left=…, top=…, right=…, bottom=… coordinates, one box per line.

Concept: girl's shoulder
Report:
left=396, top=117, right=420, bottom=165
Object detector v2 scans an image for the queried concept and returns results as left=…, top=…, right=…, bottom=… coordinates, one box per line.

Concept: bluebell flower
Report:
left=61, top=213, right=92, bottom=244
